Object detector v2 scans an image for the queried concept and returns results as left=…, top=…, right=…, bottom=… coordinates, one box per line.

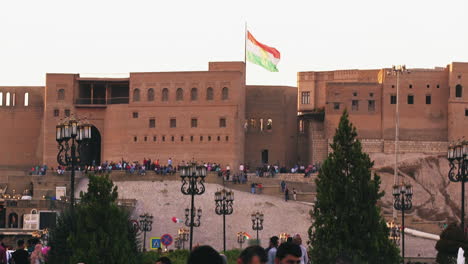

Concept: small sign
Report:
left=161, top=234, right=173, bottom=246
left=150, top=237, right=161, bottom=250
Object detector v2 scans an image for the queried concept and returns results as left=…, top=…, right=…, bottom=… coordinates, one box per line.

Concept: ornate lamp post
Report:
left=387, top=221, right=401, bottom=245
left=139, top=213, right=153, bottom=252
left=237, top=232, right=246, bottom=249
left=387, top=65, right=410, bottom=219
left=180, top=163, right=207, bottom=250
left=178, top=228, right=189, bottom=250
left=251, top=211, right=264, bottom=244
left=215, top=189, right=234, bottom=252
left=56, top=117, right=92, bottom=208
left=447, top=141, right=468, bottom=235
left=393, top=183, right=413, bottom=262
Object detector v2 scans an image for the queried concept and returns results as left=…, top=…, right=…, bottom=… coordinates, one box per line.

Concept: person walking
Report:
left=284, top=188, right=289, bottom=202
left=280, top=181, right=286, bottom=193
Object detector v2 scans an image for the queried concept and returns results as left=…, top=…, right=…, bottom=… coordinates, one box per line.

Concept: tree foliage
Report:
left=48, top=174, right=140, bottom=264
left=308, top=110, right=400, bottom=263
left=435, top=223, right=468, bottom=263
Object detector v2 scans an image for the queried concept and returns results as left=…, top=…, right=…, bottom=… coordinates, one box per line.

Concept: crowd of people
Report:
left=0, top=236, right=47, bottom=264
left=255, top=163, right=321, bottom=178
left=155, top=234, right=309, bottom=264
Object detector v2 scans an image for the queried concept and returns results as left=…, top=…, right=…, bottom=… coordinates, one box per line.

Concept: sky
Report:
left=1, top=0, right=468, bottom=87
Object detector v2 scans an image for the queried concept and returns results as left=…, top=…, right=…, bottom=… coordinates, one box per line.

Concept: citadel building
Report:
left=1, top=61, right=468, bottom=171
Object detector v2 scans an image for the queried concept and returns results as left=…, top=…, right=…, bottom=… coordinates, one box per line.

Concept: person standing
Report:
left=284, top=188, right=289, bottom=202
left=11, top=240, right=29, bottom=264
left=292, top=234, right=309, bottom=264
left=30, top=244, right=44, bottom=264
left=274, top=242, right=302, bottom=264
left=292, top=188, right=297, bottom=201
left=0, top=235, right=7, bottom=264
left=266, top=236, right=279, bottom=264
left=280, top=181, right=286, bottom=193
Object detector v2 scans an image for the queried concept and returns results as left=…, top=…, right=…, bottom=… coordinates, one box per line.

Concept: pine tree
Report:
left=48, top=174, right=140, bottom=264
left=308, top=110, right=400, bottom=263
left=435, top=223, right=468, bottom=263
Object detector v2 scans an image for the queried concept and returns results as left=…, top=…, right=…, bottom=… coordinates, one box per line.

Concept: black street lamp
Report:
left=56, top=117, right=92, bottom=208
left=447, top=141, right=468, bottom=236
left=237, top=232, right=246, bottom=249
left=180, top=163, right=207, bottom=251
left=393, top=183, right=413, bottom=262
left=215, top=189, right=234, bottom=252
left=178, top=228, right=189, bottom=250
left=139, top=213, right=153, bottom=252
left=251, top=211, right=264, bottom=244
left=387, top=221, right=401, bottom=246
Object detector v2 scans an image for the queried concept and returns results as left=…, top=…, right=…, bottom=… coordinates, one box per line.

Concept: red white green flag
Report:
left=246, top=31, right=281, bottom=72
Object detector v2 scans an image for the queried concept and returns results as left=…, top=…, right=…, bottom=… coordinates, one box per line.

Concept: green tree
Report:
left=308, top=110, right=400, bottom=263
left=435, top=223, right=468, bottom=263
left=48, top=174, right=140, bottom=264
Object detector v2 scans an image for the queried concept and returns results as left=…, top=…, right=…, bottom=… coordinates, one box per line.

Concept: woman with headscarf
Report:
left=30, top=244, right=44, bottom=264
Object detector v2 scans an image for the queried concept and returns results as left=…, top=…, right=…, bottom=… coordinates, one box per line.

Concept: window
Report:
left=133, top=112, right=139, bottom=118
left=208, top=136, right=212, bottom=141
left=407, top=95, right=414, bottom=104
left=53, top=109, right=59, bottom=117
left=176, top=88, right=184, bottom=101
left=190, top=135, right=194, bottom=142
left=266, top=119, right=272, bottom=131
left=64, top=109, right=71, bottom=117
left=162, top=88, right=169, bottom=101
left=153, top=136, right=157, bottom=142
left=191, top=88, right=198, bottom=101
left=191, top=118, right=198, bottom=128
left=459, top=75, right=462, bottom=79
left=133, top=89, right=140, bottom=102
left=171, top=136, right=174, bottom=142
left=333, top=103, right=340, bottom=110
left=259, top=118, right=264, bottom=131
left=149, top=118, right=156, bottom=128
left=409, top=84, right=413, bottom=89
left=351, top=100, right=359, bottom=111
left=427, top=84, right=430, bottom=88
left=390, top=95, right=396, bottom=105
left=219, top=118, right=226, bottom=128
left=301, top=92, right=310, bottom=104
left=368, top=100, right=375, bottom=112
left=222, top=87, right=229, bottom=100
left=144, top=136, right=147, bottom=142
left=170, top=118, right=176, bottom=128
left=426, top=95, right=431, bottom=105
left=57, top=89, right=65, bottom=100
left=200, top=136, right=203, bottom=141
left=206, top=87, right=214, bottom=100
left=5, top=92, right=10, bottom=106
left=299, top=120, right=305, bottom=133
left=456, top=84, right=463, bottom=98
left=0, top=92, right=2, bottom=106
left=133, top=136, right=137, bottom=142
left=391, top=85, right=395, bottom=88
left=352, top=92, right=357, bottom=96
left=465, top=109, right=468, bottom=117
left=12, top=93, right=15, bottom=106
left=162, top=136, right=166, bottom=142
left=437, top=84, right=440, bottom=88
left=217, top=136, right=220, bottom=141
left=369, top=93, right=374, bottom=97
left=180, top=136, right=184, bottom=142
left=225, top=136, right=229, bottom=141
left=24, top=92, right=29, bottom=106
left=250, top=118, right=257, bottom=129
left=147, top=88, right=155, bottom=101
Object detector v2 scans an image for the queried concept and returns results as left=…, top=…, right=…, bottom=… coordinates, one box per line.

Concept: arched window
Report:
left=24, top=92, right=29, bottom=106
left=222, top=87, right=229, bottom=100
left=191, top=88, right=198, bottom=101
left=8, top=212, right=18, bottom=228
left=456, top=84, right=463, bottom=98
left=5, top=92, right=10, bottom=106
left=266, top=119, right=273, bottom=131
left=57, top=89, right=65, bottom=100
left=176, top=88, right=184, bottom=101
left=12, top=93, right=16, bottom=106
left=133, top=88, right=140, bottom=102
left=162, top=88, right=169, bottom=101
left=0, top=92, right=3, bottom=106
left=206, top=87, right=214, bottom=100
left=147, top=88, right=155, bottom=101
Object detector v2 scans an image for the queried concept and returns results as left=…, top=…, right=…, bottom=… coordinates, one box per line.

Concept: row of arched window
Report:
left=132, top=134, right=230, bottom=143
left=133, top=87, right=229, bottom=102
left=0, top=92, right=29, bottom=107
left=245, top=118, right=273, bottom=132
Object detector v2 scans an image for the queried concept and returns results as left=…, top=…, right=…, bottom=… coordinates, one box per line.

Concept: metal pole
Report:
left=256, top=224, right=259, bottom=242
left=189, top=180, right=195, bottom=251
left=462, top=174, right=465, bottom=236
left=401, top=195, right=405, bottom=263
left=70, top=140, right=76, bottom=209
left=223, top=209, right=226, bottom=252
left=143, top=228, right=146, bottom=252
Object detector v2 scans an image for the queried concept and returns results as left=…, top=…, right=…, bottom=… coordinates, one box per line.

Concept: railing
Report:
left=5, top=199, right=67, bottom=209
left=75, top=97, right=129, bottom=105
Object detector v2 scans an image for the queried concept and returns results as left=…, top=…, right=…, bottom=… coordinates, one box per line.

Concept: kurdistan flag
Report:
left=246, top=31, right=281, bottom=72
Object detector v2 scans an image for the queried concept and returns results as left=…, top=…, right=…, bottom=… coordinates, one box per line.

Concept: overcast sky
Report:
left=1, top=0, right=468, bottom=86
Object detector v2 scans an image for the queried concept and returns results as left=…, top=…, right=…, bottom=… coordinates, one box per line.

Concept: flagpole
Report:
left=244, top=22, right=247, bottom=64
